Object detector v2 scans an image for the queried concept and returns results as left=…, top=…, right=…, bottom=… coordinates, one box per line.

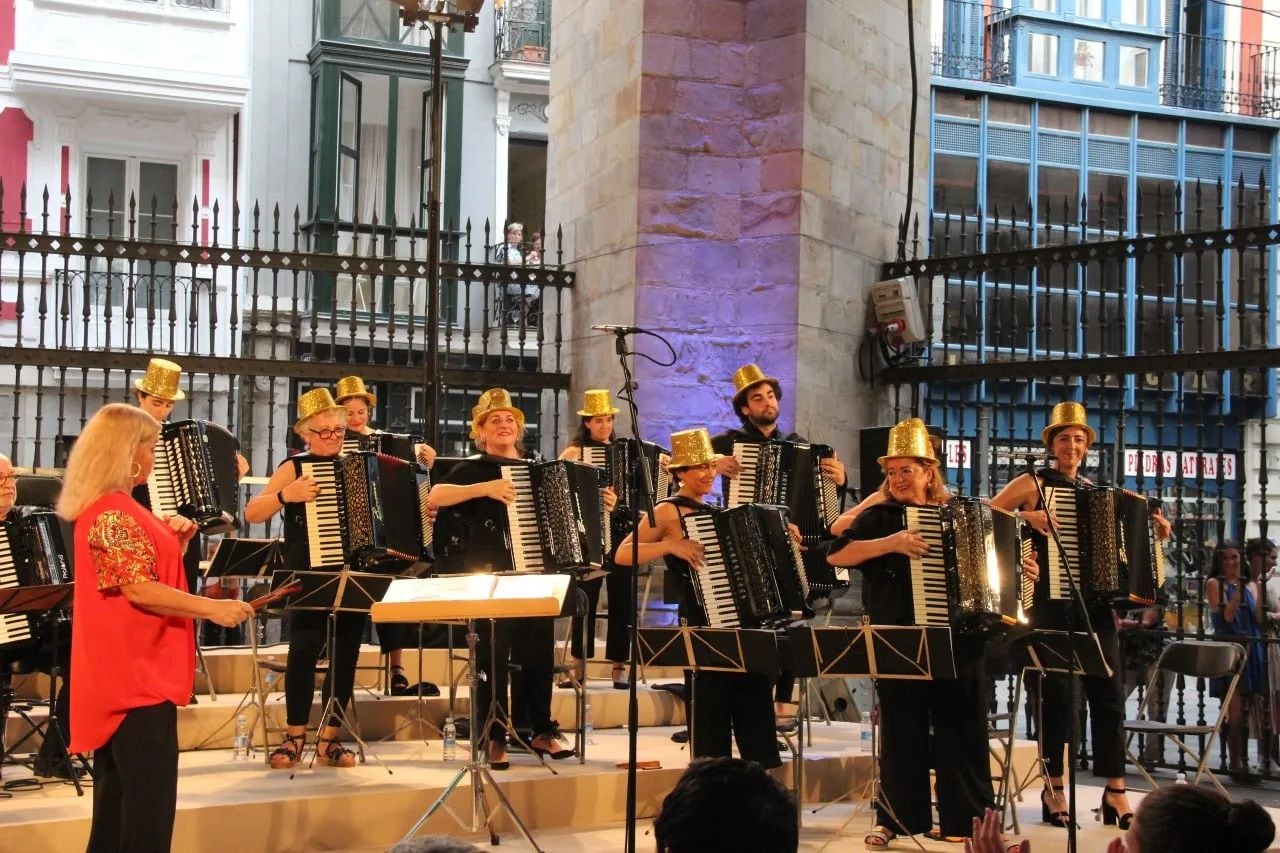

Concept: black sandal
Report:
left=389, top=666, right=410, bottom=695
left=1099, top=785, right=1133, bottom=830
left=269, top=733, right=305, bottom=770
left=316, top=736, right=357, bottom=768
left=531, top=729, right=575, bottom=760
left=1041, top=785, right=1069, bottom=827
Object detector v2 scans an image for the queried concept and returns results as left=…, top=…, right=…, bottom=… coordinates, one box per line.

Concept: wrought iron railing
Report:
left=0, top=185, right=575, bottom=474
left=1161, top=32, right=1280, bottom=118
left=931, top=2, right=1014, bottom=85
left=494, top=0, right=550, bottom=63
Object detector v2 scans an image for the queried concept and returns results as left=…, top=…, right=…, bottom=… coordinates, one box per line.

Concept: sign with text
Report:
left=1123, top=449, right=1236, bottom=481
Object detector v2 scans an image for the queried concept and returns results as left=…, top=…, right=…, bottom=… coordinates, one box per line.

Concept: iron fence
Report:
left=1162, top=32, right=1280, bottom=119
left=494, top=0, right=550, bottom=63
left=879, top=177, right=1280, bottom=779
left=0, top=183, right=576, bottom=522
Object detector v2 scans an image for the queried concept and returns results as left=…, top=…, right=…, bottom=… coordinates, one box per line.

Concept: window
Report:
left=1120, top=0, right=1148, bottom=26
left=1119, top=46, right=1149, bottom=87
left=1029, top=33, right=1059, bottom=76
left=1074, top=39, right=1104, bottom=82
left=1077, top=0, right=1102, bottom=18
left=935, top=92, right=982, bottom=119
left=86, top=156, right=180, bottom=309
left=1030, top=0, right=1056, bottom=10
left=933, top=154, right=979, bottom=214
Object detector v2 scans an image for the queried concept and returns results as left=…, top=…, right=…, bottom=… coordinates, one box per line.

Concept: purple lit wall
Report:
left=631, top=0, right=807, bottom=446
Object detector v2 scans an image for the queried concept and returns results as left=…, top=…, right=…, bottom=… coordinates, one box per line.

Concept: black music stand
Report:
left=0, top=583, right=86, bottom=796
left=379, top=620, right=444, bottom=746
left=788, top=623, right=957, bottom=843
left=192, top=538, right=284, bottom=753
left=637, top=627, right=781, bottom=758
left=275, top=569, right=395, bottom=777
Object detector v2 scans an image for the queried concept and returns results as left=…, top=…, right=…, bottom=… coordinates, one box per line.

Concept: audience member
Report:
left=653, top=757, right=796, bottom=853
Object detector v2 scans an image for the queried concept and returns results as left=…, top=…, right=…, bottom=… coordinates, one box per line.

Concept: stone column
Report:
left=547, top=0, right=928, bottom=469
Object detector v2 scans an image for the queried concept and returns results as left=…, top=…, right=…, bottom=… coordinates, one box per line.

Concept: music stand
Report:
left=0, top=583, right=86, bottom=796
left=192, top=538, right=283, bottom=754
left=373, top=574, right=569, bottom=852
left=276, top=569, right=395, bottom=777
left=379, top=620, right=445, bottom=746
left=787, top=623, right=956, bottom=847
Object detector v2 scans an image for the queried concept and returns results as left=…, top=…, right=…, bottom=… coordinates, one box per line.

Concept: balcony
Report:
left=494, top=0, right=549, bottom=63
left=1161, top=32, right=1280, bottom=118
left=932, top=1, right=1013, bottom=85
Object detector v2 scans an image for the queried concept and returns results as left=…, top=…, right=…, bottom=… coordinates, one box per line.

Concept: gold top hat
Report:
left=668, top=427, right=724, bottom=470
left=731, top=363, right=781, bottom=408
left=577, top=389, right=619, bottom=418
left=334, top=375, right=376, bottom=407
left=134, top=358, right=185, bottom=402
left=1042, top=402, right=1096, bottom=446
left=470, top=388, right=526, bottom=439
left=877, top=418, right=941, bottom=468
left=294, top=388, right=346, bottom=431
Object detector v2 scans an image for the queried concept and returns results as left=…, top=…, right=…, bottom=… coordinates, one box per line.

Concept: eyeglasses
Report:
left=0, top=474, right=15, bottom=486
left=307, top=426, right=347, bottom=441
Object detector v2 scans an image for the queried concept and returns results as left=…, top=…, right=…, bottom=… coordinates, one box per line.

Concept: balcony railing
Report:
left=494, top=0, right=550, bottom=63
left=931, top=2, right=1013, bottom=85
left=1161, top=32, right=1280, bottom=118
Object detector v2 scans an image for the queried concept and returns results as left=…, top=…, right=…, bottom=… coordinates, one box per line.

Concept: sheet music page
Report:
left=492, top=573, right=570, bottom=604
left=381, top=575, right=496, bottom=603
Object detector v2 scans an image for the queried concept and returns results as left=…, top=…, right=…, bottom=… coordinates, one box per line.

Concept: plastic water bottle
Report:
left=442, top=717, right=457, bottom=762
left=1175, top=771, right=1188, bottom=784
left=859, top=711, right=873, bottom=753
left=585, top=704, right=596, bottom=745
left=263, top=657, right=277, bottom=694
left=232, top=715, right=250, bottom=761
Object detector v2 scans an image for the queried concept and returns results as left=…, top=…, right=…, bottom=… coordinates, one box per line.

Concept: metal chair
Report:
left=1122, top=639, right=1245, bottom=797
left=988, top=674, right=1024, bottom=834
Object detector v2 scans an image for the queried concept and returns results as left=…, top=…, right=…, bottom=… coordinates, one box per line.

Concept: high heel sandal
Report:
left=389, top=665, right=410, bottom=695
left=530, top=731, right=575, bottom=760
left=315, top=736, right=357, bottom=768
left=612, top=663, right=629, bottom=690
left=1041, top=785, right=1069, bottom=827
left=557, top=659, right=585, bottom=690
left=268, top=733, right=305, bottom=770
left=1099, top=785, right=1133, bottom=830
left=486, top=739, right=510, bottom=771
left=864, top=826, right=896, bottom=848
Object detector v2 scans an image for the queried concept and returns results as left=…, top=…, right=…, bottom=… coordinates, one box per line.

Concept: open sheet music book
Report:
left=371, top=573, right=571, bottom=622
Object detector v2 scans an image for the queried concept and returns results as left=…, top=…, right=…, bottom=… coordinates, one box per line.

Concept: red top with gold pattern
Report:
left=69, top=490, right=194, bottom=752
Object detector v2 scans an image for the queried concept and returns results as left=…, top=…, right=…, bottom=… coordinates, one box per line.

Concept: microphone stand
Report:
left=611, top=329, right=654, bottom=853
left=1024, top=459, right=1100, bottom=853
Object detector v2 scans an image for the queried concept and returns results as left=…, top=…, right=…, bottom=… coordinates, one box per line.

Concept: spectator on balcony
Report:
left=494, top=221, right=539, bottom=328
left=493, top=221, right=524, bottom=267
left=526, top=231, right=543, bottom=266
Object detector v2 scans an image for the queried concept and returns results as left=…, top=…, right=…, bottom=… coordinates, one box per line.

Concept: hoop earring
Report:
left=131, top=462, right=141, bottom=479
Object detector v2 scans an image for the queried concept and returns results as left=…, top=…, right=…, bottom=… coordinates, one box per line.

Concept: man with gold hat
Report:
left=827, top=418, right=1002, bottom=847
left=244, top=388, right=363, bottom=770
left=426, top=388, right=576, bottom=768
left=558, top=389, right=629, bottom=688
left=334, top=375, right=437, bottom=695
left=710, top=363, right=847, bottom=728
left=615, top=427, right=782, bottom=769
left=991, top=401, right=1171, bottom=833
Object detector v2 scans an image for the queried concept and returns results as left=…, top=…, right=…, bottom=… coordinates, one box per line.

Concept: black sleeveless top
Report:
left=280, top=451, right=330, bottom=572
left=658, top=494, right=714, bottom=626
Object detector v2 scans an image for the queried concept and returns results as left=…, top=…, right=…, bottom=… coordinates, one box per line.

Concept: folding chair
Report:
left=988, top=675, right=1024, bottom=834
left=1122, top=639, right=1245, bottom=797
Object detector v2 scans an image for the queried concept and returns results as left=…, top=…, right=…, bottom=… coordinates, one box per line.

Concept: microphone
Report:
left=591, top=324, right=645, bottom=334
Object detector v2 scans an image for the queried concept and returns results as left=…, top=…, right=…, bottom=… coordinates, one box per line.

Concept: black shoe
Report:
left=33, top=759, right=86, bottom=780
left=389, top=668, right=410, bottom=695
left=188, top=692, right=198, bottom=705
left=671, top=729, right=689, bottom=744
left=1099, top=786, right=1133, bottom=830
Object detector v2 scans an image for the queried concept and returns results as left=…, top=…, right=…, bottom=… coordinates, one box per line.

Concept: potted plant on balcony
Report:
left=520, top=44, right=547, bottom=62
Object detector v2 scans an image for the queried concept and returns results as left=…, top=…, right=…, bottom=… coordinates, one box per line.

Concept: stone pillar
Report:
left=547, top=0, right=928, bottom=471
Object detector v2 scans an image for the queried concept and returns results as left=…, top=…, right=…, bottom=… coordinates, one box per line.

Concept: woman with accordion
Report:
left=827, top=418, right=1013, bottom=849
left=427, top=388, right=579, bottom=769
left=244, top=389, right=364, bottom=770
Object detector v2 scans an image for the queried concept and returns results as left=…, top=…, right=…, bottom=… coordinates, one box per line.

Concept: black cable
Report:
left=901, top=0, right=920, bottom=251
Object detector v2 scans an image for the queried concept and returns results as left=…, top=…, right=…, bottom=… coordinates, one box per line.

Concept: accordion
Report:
left=580, top=439, right=671, bottom=515
left=1044, top=483, right=1163, bottom=606
left=728, top=440, right=843, bottom=598
left=342, top=430, right=422, bottom=464
left=679, top=503, right=807, bottom=629
left=905, top=498, right=1023, bottom=634
left=0, top=510, right=72, bottom=650
left=147, top=419, right=240, bottom=534
left=501, top=460, right=605, bottom=573
left=300, top=451, right=430, bottom=570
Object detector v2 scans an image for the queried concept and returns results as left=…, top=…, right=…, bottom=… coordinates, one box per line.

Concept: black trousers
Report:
left=87, top=702, right=178, bottom=853
left=1035, top=628, right=1125, bottom=778
left=691, top=670, right=781, bottom=770
left=283, top=611, right=366, bottom=728
left=569, top=566, right=633, bottom=662
left=475, top=617, right=557, bottom=743
left=876, top=659, right=995, bottom=837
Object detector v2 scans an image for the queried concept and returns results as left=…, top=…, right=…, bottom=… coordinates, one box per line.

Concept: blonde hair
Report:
left=877, top=458, right=951, bottom=504
left=58, top=403, right=160, bottom=520
left=474, top=411, right=527, bottom=454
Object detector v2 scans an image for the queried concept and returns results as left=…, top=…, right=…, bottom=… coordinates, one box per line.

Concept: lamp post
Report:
left=391, top=1, right=483, bottom=446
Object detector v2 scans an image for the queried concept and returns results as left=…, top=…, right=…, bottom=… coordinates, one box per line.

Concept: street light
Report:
left=385, top=0, right=486, bottom=443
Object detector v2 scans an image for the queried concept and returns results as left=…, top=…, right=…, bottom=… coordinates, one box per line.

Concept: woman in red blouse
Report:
left=58, top=403, right=253, bottom=853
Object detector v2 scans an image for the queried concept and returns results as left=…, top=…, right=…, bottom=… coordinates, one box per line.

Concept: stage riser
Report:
left=4, top=685, right=687, bottom=752
left=12, top=644, right=687, bottom=701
